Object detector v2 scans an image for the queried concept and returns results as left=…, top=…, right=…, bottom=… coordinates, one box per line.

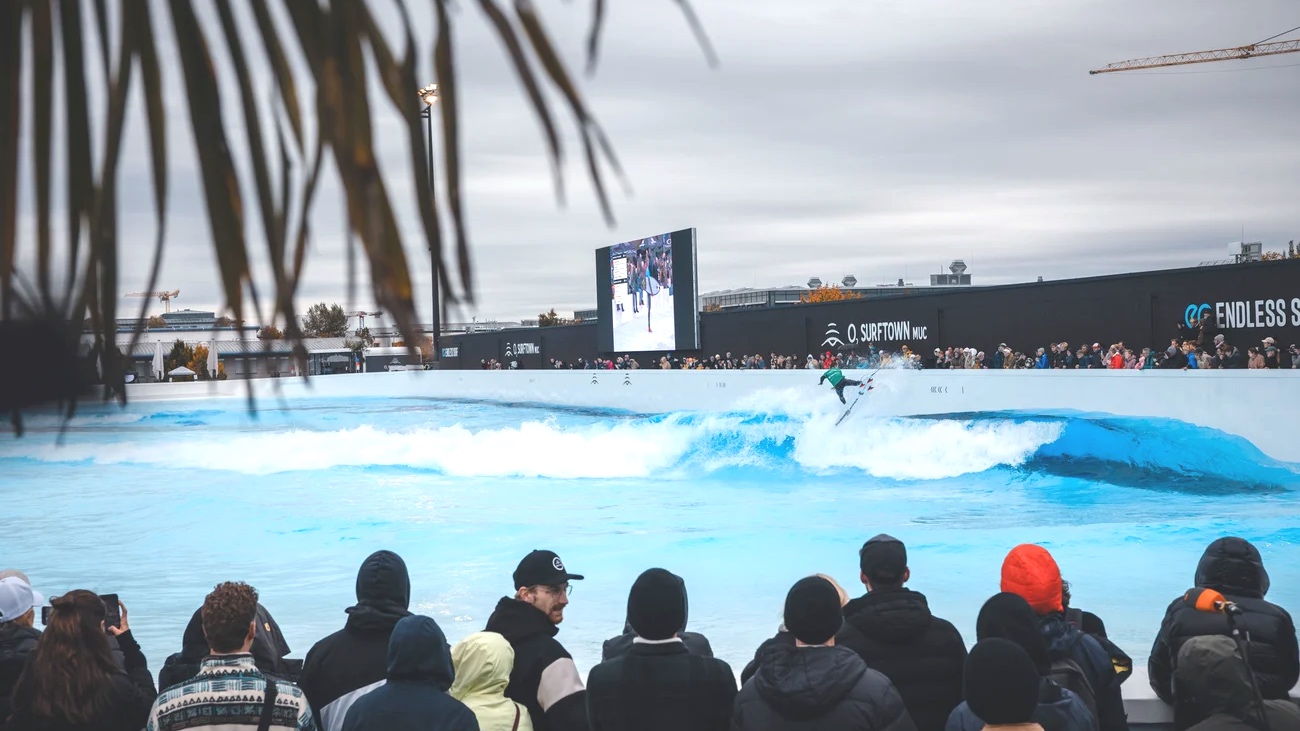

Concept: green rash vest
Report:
left=821, top=367, right=844, bottom=387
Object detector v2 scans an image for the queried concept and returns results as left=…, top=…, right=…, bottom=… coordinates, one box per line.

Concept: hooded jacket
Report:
left=0, top=621, right=41, bottom=723
left=945, top=678, right=1095, bottom=731
left=341, top=615, right=479, bottom=731
left=301, top=551, right=413, bottom=731
left=733, top=643, right=917, bottom=731
left=450, top=632, right=533, bottom=731
left=1175, top=635, right=1300, bottom=731
left=484, top=598, right=587, bottom=731
left=1149, top=538, right=1299, bottom=709
left=157, top=602, right=294, bottom=690
left=834, top=588, right=967, bottom=731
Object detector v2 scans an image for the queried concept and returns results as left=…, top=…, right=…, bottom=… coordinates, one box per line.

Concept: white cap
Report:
left=0, top=576, right=44, bottom=623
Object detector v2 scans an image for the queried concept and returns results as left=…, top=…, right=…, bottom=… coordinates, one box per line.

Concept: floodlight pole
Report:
left=419, top=84, right=441, bottom=366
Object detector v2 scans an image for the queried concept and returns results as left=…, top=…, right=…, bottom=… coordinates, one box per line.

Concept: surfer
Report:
left=819, top=366, right=864, bottom=404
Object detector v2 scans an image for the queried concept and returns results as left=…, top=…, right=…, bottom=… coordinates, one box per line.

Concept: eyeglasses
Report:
left=534, top=583, right=572, bottom=597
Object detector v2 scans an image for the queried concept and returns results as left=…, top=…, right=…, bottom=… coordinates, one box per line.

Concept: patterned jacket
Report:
left=148, top=654, right=317, bottom=731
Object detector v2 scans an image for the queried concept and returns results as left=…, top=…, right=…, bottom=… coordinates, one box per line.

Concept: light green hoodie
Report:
left=450, top=632, right=534, bottom=731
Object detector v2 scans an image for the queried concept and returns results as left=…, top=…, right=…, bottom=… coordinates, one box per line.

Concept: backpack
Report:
left=1047, top=656, right=1098, bottom=725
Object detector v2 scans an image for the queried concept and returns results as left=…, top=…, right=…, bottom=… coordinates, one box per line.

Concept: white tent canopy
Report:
left=167, top=366, right=197, bottom=377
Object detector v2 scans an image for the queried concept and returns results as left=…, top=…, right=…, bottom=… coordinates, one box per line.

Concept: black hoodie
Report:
left=733, top=643, right=918, bottom=731
left=834, top=588, right=967, bottom=731
left=300, top=550, right=413, bottom=731
left=157, top=602, right=294, bottom=690
left=485, top=597, right=588, bottom=731
left=1149, top=537, right=1299, bottom=714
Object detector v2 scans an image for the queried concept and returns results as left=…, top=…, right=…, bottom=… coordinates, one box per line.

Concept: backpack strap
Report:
left=258, top=676, right=279, bottom=731
left=512, top=704, right=520, bottom=731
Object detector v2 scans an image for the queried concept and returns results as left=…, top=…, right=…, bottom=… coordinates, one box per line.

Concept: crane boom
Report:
left=1090, top=39, right=1300, bottom=74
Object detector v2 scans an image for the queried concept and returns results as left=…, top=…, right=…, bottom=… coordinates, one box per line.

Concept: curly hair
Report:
left=201, top=581, right=259, bottom=654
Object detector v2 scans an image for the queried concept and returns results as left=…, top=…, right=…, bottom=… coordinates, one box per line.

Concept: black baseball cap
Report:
left=860, top=534, right=907, bottom=583
left=513, top=550, right=584, bottom=589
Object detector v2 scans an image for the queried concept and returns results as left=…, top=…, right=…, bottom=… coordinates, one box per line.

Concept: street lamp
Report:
left=418, top=83, right=441, bottom=366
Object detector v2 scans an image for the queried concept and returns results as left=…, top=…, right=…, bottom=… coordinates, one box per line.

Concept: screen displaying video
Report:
left=595, top=228, right=699, bottom=354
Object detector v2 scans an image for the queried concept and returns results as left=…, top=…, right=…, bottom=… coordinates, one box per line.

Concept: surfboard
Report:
left=834, top=382, right=874, bottom=426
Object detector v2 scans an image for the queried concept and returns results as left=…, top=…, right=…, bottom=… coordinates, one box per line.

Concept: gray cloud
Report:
left=15, top=0, right=1300, bottom=324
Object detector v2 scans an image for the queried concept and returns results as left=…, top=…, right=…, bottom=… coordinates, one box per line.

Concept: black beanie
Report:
left=627, top=568, right=686, bottom=641
left=965, top=638, right=1040, bottom=726
left=976, top=592, right=1051, bottom=674
left=783, top=576, right=842, bottom=645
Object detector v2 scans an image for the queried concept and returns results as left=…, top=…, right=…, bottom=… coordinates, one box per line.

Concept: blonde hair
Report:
left=814, top=574, right=850, bottom=607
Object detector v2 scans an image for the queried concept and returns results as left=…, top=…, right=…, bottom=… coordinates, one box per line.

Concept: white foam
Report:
left=2, top=407, right=1064, bottom=481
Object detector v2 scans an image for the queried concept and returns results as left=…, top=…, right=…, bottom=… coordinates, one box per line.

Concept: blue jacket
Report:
left=1037, top=353, right=1050, bottom=369
left=1040, top=614, right=1126, bottom=731
left=946, top=677, right=1095, bottom=731
left=342, top=615, right=480, bottom=731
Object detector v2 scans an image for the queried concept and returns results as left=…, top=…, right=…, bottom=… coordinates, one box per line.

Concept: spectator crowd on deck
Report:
left=1, top=535, right=1296, bottom=731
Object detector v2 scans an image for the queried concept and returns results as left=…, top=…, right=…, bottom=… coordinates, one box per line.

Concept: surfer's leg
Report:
left=835, top=383, right=847, bottom=404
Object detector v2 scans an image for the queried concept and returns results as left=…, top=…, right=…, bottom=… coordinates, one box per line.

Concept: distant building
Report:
left=701, top=261, right=977, bottom=312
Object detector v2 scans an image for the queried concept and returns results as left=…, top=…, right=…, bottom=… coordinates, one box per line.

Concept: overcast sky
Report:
left=14, top=0, right=1300, bottom=324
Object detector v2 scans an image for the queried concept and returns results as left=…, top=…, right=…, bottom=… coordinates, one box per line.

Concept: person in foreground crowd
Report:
left=158, top=599, right=297, bottom=689
left=147, top=582, right=315, bottom=731
left=964, top=639, right=1047, bottom=731
left=484, top=550, right=588, bottom=731
left=451, top=632, right=533, bottom=731
left=836, top=535, right=967, bottom=731
left=1000, top=545, right=1128, bottom=731
left=586, top=568, right=736, bottom=731
left=739, top=574, right=849, bottom=684
left=1174, top=635, right=1300, bottom=731
left=301, top=550, right=413, bottom=731
left=946, top=593, right=1095, bottom=731
left=1148, top=537, right=1299, bottom=717
left=7, top=589, right=154, bottom=731
left=0, top=573, right=44, bottom=724
left=732, top=575, right=918, bottom=731
left=601, top=570, right=713, bottom=660
left=341, top=615, right=479, bottom=731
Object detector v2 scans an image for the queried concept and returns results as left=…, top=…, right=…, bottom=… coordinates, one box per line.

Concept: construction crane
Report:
left=124, top=289, right=180, bottom=313
left=1091, top=31, right=1300, bottom=74
left=347, top=311, right=384, bottom=329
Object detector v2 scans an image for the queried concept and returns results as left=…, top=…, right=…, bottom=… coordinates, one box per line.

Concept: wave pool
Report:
left=2, top=394, right=1298, bottom=680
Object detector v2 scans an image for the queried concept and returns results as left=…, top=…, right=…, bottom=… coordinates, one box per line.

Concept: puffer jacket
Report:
left=484, top=598, right=587, bottom=731
left=1149, top=538, right=1299, bottom=707
left=835, top=588, right=967, bottom=731
left=451, top=632, right=533, bottom=731
left=1040, top=614, right=1126, bottom=731
left=341, top=615, right=479, bottom=731
left=732, top=643, right=918, bottom=731
left=301, top=550, right=413, bottom=731
left=945, top=678, right=1095, bottom=731
left=1175, top=635, right=1300, bottom=731
left=0, top=622, right=41, bottom=723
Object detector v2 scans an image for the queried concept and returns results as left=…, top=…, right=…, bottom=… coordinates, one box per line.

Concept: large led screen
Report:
left=595, top=228, right=700, bottom=354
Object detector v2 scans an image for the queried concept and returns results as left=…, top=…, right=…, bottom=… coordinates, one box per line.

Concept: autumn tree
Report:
left=258, top=325, right=285, bottom=340
left=303, top=303, right=348, bottom=338
left=538, top=308, right=562, bottom=327
left=800, top=285, right=862, bottom=304
left=164, top=340, right=194, bottom=375
left=146, top=315, right=167, bottom=328
left=187, top=344, right=212, bottom=380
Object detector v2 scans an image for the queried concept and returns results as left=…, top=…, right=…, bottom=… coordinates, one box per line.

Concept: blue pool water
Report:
left=2, top=395, right=1298, bottom=680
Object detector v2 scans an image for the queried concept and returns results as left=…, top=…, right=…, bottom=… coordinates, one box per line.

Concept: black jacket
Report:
left=5, top=630, right=155, bottom=731
left=341, top=615, right=479, bottom=731
left=834, top=588, right=967, bottom=731
left=0, top=622, right=40, bottom=723
left=1040, top=614, right=1127, bottom=731
left=740, top=630, right=796, bottom=686
left=945, top=678, right=1096, bottom=731
left=158, top=602, right=296, bottom=690
left=602, top=621, right=714, bottom=661
left=301, top=550, right=413, bottom=731
left=484, top=598, right=588, bottom=731
left=1176, top=635, right=1300, bottom=731
left=587, top=640, right=736, bottom=731
left=733, top=643, right=918, bottom=731
left=1150, top=538, right=1299, bottom=708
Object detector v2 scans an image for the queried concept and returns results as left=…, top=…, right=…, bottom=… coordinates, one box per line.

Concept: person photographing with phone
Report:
left=8, top=590, right=157, bottom=731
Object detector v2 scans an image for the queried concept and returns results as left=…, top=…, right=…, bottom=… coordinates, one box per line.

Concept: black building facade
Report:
left=441, top=259, right=1300, bottom=367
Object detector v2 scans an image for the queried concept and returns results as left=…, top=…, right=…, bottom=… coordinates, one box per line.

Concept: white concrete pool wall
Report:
left=123, top=369, right=1300, bottom=464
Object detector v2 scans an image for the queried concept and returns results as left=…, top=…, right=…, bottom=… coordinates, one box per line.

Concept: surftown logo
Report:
left=822, top=320, right=928, bottom=348
left=1185, top=297, right=1300, bottom=329
left=504, top=342, right=541, bottom=358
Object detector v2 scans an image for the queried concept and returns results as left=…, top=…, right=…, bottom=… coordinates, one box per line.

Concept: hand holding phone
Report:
left=100, top=594, right=128, bottom=636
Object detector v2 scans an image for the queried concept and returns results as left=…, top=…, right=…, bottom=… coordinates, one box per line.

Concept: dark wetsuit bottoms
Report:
left=834, top=379, right=863, bottom=404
